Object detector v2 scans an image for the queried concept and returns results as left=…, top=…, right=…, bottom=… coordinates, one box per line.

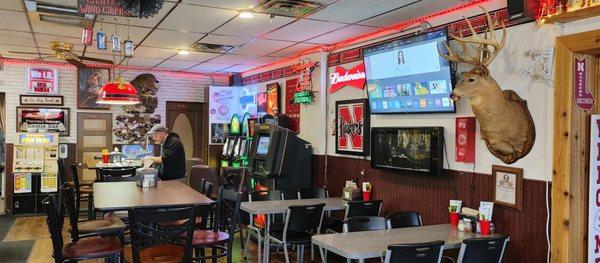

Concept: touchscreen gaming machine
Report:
left=247, top=124, right=312, bottom=192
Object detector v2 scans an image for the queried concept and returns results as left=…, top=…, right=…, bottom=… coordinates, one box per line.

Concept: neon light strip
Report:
left=243, top=0, right=492, bottom=75
left=0, top=57, right=231, bottom=79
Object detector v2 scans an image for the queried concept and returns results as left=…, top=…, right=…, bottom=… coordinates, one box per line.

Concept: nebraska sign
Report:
left=335, top=99, right=369, bottom=156
left=574, top=57, right=594, bottom=111
left=590, top=115, right=600, bottom=262
left=329, top=63, right=366, bottom=93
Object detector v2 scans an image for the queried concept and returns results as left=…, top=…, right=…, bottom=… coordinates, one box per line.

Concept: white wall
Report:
left=0, top=62, right=228, bottom=144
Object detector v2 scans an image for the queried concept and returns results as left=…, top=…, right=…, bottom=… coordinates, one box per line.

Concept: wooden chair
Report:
left=69, top=163, right=95, bottom=220
left=45, top=193, right=123, bottom=263
left=129, top=205, right=197, bottom=263
left=190, top=187, right=242, bottom=263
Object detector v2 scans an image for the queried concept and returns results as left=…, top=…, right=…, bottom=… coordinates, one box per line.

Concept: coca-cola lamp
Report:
left=96, top=76, right=140, bottom=105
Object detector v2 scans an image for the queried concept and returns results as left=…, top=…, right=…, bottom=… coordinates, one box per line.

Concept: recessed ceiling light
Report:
left=178, top=50, right=189, bottom=55
left=239, top=11, right=254, bottom=19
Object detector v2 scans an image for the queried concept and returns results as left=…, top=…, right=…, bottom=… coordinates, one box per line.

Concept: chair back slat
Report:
left=189, top=165, right=218, bottom=197
left=214, top=187, right=242, bottom=235
left=62, top=187, right=80, bottom=241
left=57, top=159, right=67, bottom=188
left=98, top=167, right=136, bottom=182
left=249, top=190, right=282, bottom=202
left=299, top=188, right=328, bottom=199
left=346, top=200, right=383, bottom=218
left=129, top=206, right=196, bottom=263
left=285, top=203, right=325, bottom=233
left=385, top=240, right=445, bottom=263
left=386, top=211, right=422, bottom=228
left=44, top=193, right=64, bottom=263
left=343, top=216, right=388, bottom=232
left=458, top=235, right=510, bottom=263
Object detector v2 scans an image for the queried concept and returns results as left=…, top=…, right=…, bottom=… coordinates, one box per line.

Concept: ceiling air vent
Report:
left=25, top=0, right=93, bottom=28
left=254, top=0, right=325, bottom=18
left=190, top=42, right=236, bottom=53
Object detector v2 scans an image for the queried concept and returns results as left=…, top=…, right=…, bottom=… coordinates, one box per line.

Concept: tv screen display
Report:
left=370, top=127, right=443, bottom=176
left=256, top=136, right=270, bottom=155
left=363, top=29, right=455, bottom=114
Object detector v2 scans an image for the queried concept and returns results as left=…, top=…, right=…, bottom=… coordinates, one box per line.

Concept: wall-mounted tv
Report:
left=371, top=127, right=444, bottom=176
left=363, top=29, right=455, bottom=114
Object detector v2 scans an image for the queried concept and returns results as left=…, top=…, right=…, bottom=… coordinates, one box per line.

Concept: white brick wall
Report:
left=0, top=62, right=229, bottom=144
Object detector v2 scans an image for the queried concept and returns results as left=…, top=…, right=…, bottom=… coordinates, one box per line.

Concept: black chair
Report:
left=457, top=235, right=510, bottom=263
left=189, top=187, right=242, bottom=263
left=266, top=203, right=326, bottom=263
left=384, top=240, right=445, bottom=263
left=128, top=205, right=197, bottom=263
left=244, top=190, right=283, bottom=261
left=97, top=167, right=136, bottom=182
left=281, top=189, right=299, bottom=200
left=328, top=200, right=384, bottom=233
left=69, top=163, right=94, bottom=220
left=45, top=193, right=123, bottom=263
left=189, top=165, right=219, bottom=198
left=202, top=180, right=214, bottom=197
left=386, top=211, right=423, bottom=228
left=343, top=216, right=389, bottom=233
left=299, top=187, right=328, bottom=199
left=57, top=159, right=68, bottom=188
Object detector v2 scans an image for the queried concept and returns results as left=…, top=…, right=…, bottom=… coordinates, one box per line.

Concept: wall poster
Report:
left=589, top=115, right=600, bottom=262
left=209, top=85, right=258, bottom=144
left=492, top=165, right=523, bottom=211
left=285, top=78, right=300, bottom=133
left=16, top=107, right=70, bottom=136
left=77, top=67, right=111, bottom=109
left=27, top=68, right=58, bottom=95
left=335, top=99, right=369, bottom=156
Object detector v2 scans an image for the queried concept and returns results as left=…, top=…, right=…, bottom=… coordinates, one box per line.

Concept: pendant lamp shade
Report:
left=96, top=76, right=140, bottom=105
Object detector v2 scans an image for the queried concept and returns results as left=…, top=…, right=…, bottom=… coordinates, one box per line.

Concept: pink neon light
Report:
left=243, top=0, right=492, bottom=75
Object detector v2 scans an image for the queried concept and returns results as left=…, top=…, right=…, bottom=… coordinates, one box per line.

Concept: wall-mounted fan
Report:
left=8, top=41, right=114, bottom=68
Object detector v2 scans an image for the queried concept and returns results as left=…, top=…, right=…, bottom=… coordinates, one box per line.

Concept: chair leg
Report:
left=244, top=228, right=251, bottom=259
left=297, top=245, right=304, bottom=263
left=311, top=243, right=315, bottom=262
left=283, top=241, right=290, bottom=263
left=257, top=231, right=262, bottom=263
left=265, top=237, right=271, bottom=263
left=319, top=247, right=327, bottom=263
left=87, top=196, right=94, bottom=220
left=212, top=247, right=217, bottom=263
left=239, top=224, right=245, bottom=250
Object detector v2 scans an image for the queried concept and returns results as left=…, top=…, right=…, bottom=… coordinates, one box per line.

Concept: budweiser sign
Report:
left=329, top=63, right=366, bottom=93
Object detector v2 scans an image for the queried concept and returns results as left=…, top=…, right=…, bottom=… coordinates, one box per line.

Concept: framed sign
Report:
left=16, top=107, right=70, bottom=136
left=27, top=67, right=58, bottom=94
left=335, top=99, right=370, bottom=156
left=77, top=67, right=111, bottom=109
left=20, top=95, right=63, bottom=106
left=492, top=165, right=523, bottom=211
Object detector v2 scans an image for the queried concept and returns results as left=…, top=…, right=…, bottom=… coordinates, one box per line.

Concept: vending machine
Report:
left=13, top=132, right=59, bottom=214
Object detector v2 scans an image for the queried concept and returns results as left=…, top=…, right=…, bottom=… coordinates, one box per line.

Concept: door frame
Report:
left=551, top=29, right=600, bottom=263
left=165, top=101, right=208, bottom=162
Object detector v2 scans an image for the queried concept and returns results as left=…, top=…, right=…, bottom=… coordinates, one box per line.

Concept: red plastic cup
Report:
left=362, top=191, right=371, bottom=201
left=449, top=212, right=459, bottom=226
left=479, top=220, right=491, bottom=235
left=102, top=154, right=109, bottom=164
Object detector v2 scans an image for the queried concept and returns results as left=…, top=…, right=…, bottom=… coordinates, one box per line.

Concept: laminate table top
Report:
left=241, top=197, right=347, bottom=214
left=312, top=223, right=501, bottom=260
left=93, top=181, right=214, bottom=211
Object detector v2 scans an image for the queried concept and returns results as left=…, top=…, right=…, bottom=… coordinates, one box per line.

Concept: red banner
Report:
left=329, top=63, right=366, bottom=93
left=574, top=57, right=594, bottom=111
left=285, top=78, right=300, bottom=133
left=455, top=117, right=475, bottom=163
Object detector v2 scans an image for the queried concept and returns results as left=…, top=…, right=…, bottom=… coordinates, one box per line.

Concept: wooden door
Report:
left=166, top=102, right=207, bottom=162
left=77, top=113, right=112, bottom=181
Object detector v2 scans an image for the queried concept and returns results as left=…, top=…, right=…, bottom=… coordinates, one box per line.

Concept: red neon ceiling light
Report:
left=243, top=0, right=493, bottom=75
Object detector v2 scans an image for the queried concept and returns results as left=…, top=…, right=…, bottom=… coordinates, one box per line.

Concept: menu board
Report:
left=14, top=173, right=32, bottom=194
left=40, top=173, right=58, bottom=193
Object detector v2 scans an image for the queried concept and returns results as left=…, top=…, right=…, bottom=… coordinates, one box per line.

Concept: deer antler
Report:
left=441, top=7, right=506, bottom=68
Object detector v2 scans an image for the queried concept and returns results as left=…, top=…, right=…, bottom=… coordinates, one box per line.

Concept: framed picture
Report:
left=16, top=107, right=70, bottom=136
left=27, top=67, right=58, bottom=94
left=210, top=123, right=229, bottom=145
left=77, top=67, right=111, bottom=109
left=492, top=165, right=523, bottom=211
left=335, top=99, right=370, bottom=156
left=20, top=95, right=64, bottom=106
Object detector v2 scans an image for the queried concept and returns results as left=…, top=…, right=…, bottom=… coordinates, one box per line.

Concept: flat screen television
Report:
left=370, top=127, right=444, bottom=176
left=256, top=136, right=270, bottom=155
left=363, top=29, right=455, bottom=114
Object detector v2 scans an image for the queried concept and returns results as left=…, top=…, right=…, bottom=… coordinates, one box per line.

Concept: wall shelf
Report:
left=543, top=5, right=600, bottom=23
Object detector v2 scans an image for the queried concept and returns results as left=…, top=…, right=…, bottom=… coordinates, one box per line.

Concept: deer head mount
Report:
left=440, top=7, right=535, bottom=164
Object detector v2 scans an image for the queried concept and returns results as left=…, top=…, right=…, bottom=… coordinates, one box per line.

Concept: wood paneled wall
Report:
left=313, top=155, right=549, bottom=263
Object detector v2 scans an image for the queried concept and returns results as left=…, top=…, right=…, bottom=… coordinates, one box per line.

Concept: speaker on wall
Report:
left=507, top=0, right=539, bottom=22
left=230, top=73, right=243, bottom=86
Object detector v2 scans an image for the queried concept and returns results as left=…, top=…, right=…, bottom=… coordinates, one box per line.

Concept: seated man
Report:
left=143, top=124, right=186, bottom=181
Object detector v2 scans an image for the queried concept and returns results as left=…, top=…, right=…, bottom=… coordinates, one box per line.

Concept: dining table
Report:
left=93, top=180, right=214, bottom=211
left=312, top=223, right=501, bottom=263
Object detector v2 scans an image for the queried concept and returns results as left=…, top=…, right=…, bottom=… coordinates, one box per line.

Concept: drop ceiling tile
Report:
left=156, top=59, right=199, bottom=70
left=0, top=0, right=24, bottom=11
left=102, top=2, right=176, bottom=28
left=306, top=25, right=375, bottom=44
left=309, top=0, right=418, bottom=24
left=0, top=30, right=34, bottom=46
left=213, top=13, right=295, bottom=37
left=171, top=51, right=220, bottom=62
left=358, top=0, right=462, bottom=27
left=93, top=24, right=152, bottom=44
left=31, top=20, right=84, bottom=38
left=219, top=64, right=256, bottom=73
left=263, top=19, right=346, bottom=42
left=46, top=0, right=77, bottom=6
left=190, top=62, right=234, bottom=72
left=143, top=29, right=204, bottom=49
left=122, top=57, right=164, bottom=67
left=233, top=38, right=294, bottom=56
left=133, top=46, right=177, bottom=59
left=0, top=10, right=28, bottom=31
left=208, top=54, right=258, bottom=64
left=269, top=42, right=320, bottom=57
left=159, top=4, right=237, bottom=33
left=241, top=56, right=281, bottom=66
left=199, top=34, right=253, bottom=46
left=182, top=0, right=256, bottom=10
left=34, top=33, right=80, bottom=49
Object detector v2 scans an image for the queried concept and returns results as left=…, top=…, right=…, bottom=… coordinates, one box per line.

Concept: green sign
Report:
left=293, top=90, right=314, bottom=104
left=230, top=114, right=240, bottom=135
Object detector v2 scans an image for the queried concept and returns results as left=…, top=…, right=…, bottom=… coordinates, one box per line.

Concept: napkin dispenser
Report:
left=342, top=186, right=361, bottom=201
left=135, top=167, right=158, bottom=188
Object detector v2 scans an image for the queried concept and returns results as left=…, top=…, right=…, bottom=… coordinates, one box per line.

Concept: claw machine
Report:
left=13, top=133, right=59, bottom=214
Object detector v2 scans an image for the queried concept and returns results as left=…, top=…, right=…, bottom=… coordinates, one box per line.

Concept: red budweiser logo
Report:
left=329, top=63, right=366, bottom=93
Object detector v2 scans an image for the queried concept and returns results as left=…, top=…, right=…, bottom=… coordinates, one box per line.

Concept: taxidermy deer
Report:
left=440, top=8, right=535, bottom=164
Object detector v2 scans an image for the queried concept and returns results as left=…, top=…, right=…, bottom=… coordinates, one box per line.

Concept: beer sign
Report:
left=329, top=62, right=366, bottom=93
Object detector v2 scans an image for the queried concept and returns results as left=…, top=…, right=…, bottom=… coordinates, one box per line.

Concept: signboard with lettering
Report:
left=77, top=0, right=133, bottom=16
left=20, top=95, right=63, bottom=106
left=329, top=62, right=366, bottom=93
left=574, top=56, right=594, bottom=111
left=335, top=99, right=369, bottom=156
left=285, top=78, right=300, bottom=133
left=589, top=115, right=600, bottom=262
left=27, top=68, right=58, bottom=95
left=16, top=107, right=69, bottom=136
